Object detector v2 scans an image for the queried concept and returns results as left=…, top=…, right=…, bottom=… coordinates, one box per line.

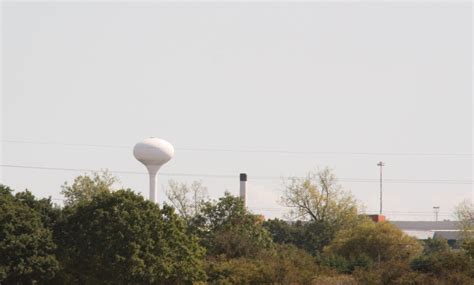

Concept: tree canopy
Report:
left=0, top=185, right=59, bottom=284
left=15, top=189, right=61, bottom=229
left=2, top=169, right=474, bottom=285
left=60, top=170, right=117, bottom=206
left=191, top=192, right=274, bottom=259
left=324, top=219, right=422, bottom=264
left=279, top=168, right=361, bottom=253
left=282, top=168, right=359, bottom=224
left=54, top=189, right=206, bottom=284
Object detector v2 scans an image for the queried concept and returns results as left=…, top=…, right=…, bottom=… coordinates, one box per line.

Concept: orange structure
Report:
left=368, top=214, right=386, bottom=222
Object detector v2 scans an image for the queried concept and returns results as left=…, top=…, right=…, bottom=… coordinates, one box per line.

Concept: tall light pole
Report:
left=433, top=206, right=440, bottom=222
left=377, top=161, right=385, bottom=215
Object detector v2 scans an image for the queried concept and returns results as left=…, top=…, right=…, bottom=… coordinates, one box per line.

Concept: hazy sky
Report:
left=2, top=1, right=472, bottom=220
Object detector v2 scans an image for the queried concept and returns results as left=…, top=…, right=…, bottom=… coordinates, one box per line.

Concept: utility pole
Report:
left=433, top=206, right=440, bottom=222
left=377, top=161, right=385, bottom=215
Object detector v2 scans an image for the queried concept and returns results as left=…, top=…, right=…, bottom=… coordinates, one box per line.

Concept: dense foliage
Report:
left=54, top=189, right=206, bottom=284
left=206, top=244, right=320, bottom=284
left=324, top=219, right=422, bottom=265
left=263, top=218, right=342, bottom=255
left=60, top=170, right=117, bottom=206
left=0, top=185, right=59, bottom=284
left=190, top=193, right=274, bottom=259
left=1, top=170, right=473, bottom=284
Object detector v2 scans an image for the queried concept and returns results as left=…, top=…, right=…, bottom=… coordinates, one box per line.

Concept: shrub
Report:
left=206, top=244, right=320, bottom=284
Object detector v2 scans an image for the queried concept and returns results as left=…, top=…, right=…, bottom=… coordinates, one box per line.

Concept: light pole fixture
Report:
left=433, top=206, right=440, bottom=222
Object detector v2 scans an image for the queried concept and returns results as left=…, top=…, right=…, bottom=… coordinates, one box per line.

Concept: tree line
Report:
left=1, top=169, right=473, bottom=284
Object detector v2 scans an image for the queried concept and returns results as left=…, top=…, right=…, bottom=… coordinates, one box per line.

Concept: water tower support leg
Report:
left=149, top=173, right=156, bottom=203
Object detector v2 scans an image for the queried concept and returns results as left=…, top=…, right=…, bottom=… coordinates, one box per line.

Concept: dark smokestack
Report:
left=240, top=173, right=247, bottom=206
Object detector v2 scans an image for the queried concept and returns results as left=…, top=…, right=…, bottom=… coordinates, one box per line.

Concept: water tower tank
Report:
left=133, top=137, right=174, bottom=203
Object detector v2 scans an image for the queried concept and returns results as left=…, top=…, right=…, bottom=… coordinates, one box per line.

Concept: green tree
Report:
left=0, top=185, right=59, bottom=284
left=264, top=218, right=340, bottom=255
left=15, top=190, right=61, bottom=229
left=324, top=219, right=422, bottom=265
left=410, top=250, right=474, bottom=284
left=55, top=189, right=206, bottom=284
left=280, top=168, right=361, bottom=253
left=409, top=233, right=473, bottom=284
left=281, top=168, right=359, bottom=223
left=60, top=170, right=117, bottom=206
left=263, top=218, right=299, bottom=244
left=191, top=192, right=273, bottom=258
left=461, top=239, right=474, bottom=258
left=421, top=238, right=450, bottom=256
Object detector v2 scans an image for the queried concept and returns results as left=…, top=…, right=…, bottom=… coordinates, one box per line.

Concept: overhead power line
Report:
left=250, top=207, right=454, bottom=213
left=1, top=164, right=472, bottom=185
left=2, top=139, right=473, bottom=157
left=2, top=140, right=130, bottom=149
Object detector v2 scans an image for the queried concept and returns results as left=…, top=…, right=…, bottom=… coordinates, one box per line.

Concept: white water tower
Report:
left=133, top=137, right=174, bottom=203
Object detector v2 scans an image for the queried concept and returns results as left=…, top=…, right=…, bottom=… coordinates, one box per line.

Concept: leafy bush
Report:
left=411, top=251, right=473, bottom=277
left=421, top=238, right=450, bottom=255
left=325, top=219, right=422, bottom=264
left=312, top=275, right=357, bottom=285
left=318, top=253, right=373, bottom=274
left=206, top=244, right=320, bottom=284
